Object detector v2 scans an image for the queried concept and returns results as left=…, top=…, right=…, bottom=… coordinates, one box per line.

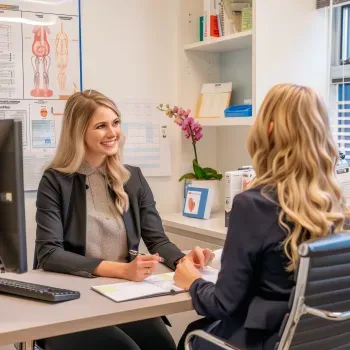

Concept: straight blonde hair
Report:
left=247, top=84, right=346, bottom=271
left=46, top=90, right=130, bottom=213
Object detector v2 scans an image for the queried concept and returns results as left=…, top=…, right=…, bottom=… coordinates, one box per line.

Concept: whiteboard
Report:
left=0, top=0, right=82, bottom=190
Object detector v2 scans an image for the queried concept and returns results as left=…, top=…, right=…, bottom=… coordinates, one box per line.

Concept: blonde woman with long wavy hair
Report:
left=34, top=89, right=214, bottom=350
left=175, top=84, right=346, bottom=350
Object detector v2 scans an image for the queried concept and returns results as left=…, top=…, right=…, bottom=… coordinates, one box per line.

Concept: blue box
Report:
left=224, top=104, right=252, bottom=118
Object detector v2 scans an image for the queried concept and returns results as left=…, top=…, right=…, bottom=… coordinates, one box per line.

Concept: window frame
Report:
left=340, top=4, right=350, bottom=62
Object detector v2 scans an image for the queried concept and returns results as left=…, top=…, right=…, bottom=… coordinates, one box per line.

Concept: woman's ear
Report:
left=268, top=122, right=274, bottom=135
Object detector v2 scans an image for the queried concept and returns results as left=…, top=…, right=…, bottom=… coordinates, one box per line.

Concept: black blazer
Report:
left=190, top=186, right=295, bottom=350
left=34, top=165, right=185, bottom=277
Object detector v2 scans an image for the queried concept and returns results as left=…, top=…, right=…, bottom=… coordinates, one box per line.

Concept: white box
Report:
left=225, top=170, right=243, bottom=227
left=225, top=168, right=255, bottom=227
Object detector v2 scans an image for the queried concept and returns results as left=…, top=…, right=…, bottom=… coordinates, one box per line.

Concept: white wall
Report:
left=255, top=0, right=329, bottom=110
left=23, top=0, right=185, bottom=269
left=81, top=0, right=182, bottom=214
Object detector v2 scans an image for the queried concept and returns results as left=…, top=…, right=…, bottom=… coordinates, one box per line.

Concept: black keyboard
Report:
left=0, top=277, right=80, bottom=302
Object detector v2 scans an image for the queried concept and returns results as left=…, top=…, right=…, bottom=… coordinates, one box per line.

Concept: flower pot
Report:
left=189, top=179, right=221, bottom=213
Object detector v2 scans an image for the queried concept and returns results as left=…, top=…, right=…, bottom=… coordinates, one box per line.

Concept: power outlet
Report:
left=244, top=99, right=252, bottom=105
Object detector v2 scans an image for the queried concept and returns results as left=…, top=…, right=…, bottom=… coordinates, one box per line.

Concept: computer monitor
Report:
left=0, top=119, right=27, bottom=273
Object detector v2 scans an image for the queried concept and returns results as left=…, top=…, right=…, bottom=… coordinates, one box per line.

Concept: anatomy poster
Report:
left=22, top=12, right=80, bottom=99
left=0, top=0, right=81, bottom=190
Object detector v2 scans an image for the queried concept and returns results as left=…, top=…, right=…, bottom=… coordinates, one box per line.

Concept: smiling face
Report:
left=84, top=106, right=121, bottom=167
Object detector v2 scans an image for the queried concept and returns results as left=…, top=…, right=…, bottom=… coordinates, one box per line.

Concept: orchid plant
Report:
left=157, top=104, right=223, bottom=182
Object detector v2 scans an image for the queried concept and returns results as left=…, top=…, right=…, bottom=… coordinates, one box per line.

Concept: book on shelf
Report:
left=200, top=16, right=204, bottom=41
left=204, top=0, right=220, bottom=40
left=242, top=7, right=253, bottom=31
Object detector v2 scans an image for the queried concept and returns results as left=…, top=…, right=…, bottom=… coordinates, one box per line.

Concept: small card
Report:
left=183, top=186, right=213, bottom=219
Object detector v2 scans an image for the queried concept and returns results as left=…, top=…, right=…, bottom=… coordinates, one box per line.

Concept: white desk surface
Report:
left=161, top=211, right=227, bottom=241
left=0, top=265, right=193, bottom=347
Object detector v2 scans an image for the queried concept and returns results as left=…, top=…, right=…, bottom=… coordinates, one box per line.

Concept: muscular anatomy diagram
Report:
left=31, top=25, right=53, bottom=97
left=55, top=22, right=69, bottom=91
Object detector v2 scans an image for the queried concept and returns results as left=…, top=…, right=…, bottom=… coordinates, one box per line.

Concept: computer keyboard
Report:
left=0, top=277, right=80, bottom=302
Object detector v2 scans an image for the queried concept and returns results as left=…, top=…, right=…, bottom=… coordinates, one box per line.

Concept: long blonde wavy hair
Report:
left=46, top=90, right=130, bottom=213
left=247, top=84, right=346, bottom=271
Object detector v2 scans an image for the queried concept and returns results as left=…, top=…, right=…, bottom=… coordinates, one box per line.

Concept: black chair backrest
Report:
left=276, top=233, right=350, bottom=350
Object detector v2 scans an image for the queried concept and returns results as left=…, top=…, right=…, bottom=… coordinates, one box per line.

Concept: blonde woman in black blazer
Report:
left=175, top=84, right=347, bottom=350
left=34, top=90, right=214, bottom=350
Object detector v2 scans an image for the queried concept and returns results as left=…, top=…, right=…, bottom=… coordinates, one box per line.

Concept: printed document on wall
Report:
left=119, top=99, right=171, bottom=177
left=0, top=0, right=82, bottom=191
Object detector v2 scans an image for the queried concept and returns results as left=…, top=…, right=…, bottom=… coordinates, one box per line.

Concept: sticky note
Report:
left=96, top=285, right=118, bottom=293
left=159, top=274, right=173, bottom=281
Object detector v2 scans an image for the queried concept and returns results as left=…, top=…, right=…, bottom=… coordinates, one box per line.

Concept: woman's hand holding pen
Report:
left=124, top=254, right=164, bottom=282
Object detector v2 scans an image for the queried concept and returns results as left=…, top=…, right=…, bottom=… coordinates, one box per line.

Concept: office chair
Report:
left=185, top=233, right=350, bottom=350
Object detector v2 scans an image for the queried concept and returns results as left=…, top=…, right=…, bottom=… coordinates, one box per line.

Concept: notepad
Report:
left=91, top=266, right=219, bottom=303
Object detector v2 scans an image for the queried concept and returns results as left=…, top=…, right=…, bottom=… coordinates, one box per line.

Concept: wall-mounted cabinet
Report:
left=178, top=1, right=255, bottom=130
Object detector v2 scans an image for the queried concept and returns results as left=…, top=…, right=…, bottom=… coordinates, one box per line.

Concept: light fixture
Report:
left=20, top=0, right=73, bottom=5
left=0, top=16, right=56, bottom=26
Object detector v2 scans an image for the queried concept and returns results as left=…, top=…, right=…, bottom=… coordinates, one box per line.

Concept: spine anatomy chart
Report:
left=31, top=25, right=52, bottom=97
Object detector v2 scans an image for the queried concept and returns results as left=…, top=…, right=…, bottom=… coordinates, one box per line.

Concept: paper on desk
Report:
left=92, top=266, right=219, bottom=303
left=146, top=266, right=219, bottom=288
left=92, top=281, right=167, bottom=302
left=210, top=249, right=223, bottom=270
left=200, top=266, right=219, bottom=283
left=145, top=273, right=184, bottom=292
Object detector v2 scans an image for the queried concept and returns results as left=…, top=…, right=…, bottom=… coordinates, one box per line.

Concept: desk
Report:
left=0, top=265, right=193, bottom=349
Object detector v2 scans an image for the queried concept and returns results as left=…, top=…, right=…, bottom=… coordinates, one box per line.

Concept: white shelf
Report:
left=184, top=30, right=253, bottom=53
left=161, top=211, right=227, bottom=242
left=197, top=117, right=254, bottom=127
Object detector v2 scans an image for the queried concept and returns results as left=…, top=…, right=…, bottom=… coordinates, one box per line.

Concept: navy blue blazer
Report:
left=190, top=186, right=295, bottom=350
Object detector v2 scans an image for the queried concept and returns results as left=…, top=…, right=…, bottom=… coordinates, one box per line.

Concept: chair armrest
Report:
left=184, top=330, right=242, bottom=350
left=305, top=306, right=350, bottom=321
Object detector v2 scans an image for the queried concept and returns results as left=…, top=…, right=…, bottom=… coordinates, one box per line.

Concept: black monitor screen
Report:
left=0, top=119, right=27, bottom=273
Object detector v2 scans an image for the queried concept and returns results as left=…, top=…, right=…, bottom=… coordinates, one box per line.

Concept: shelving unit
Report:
left=197, top=117, right=254, bottom=127
left=166, top=0, right=328, bottom=240
left=184, top=30, right=253, bottom=53
left=175, top=0, right=255, bottom=219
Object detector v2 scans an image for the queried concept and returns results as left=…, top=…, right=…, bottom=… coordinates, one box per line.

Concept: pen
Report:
left=129, top=250, right=164, bottom=262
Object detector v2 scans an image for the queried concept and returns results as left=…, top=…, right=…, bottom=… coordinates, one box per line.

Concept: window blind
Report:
left=317, top=0, right=350, bottom=9
left=333, top=85, right=350, bottom=159
left=329, top=5, right=350, bottom=159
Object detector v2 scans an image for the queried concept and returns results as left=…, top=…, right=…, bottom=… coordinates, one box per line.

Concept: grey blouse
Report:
left=78, top=161, right=128, bottom=263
